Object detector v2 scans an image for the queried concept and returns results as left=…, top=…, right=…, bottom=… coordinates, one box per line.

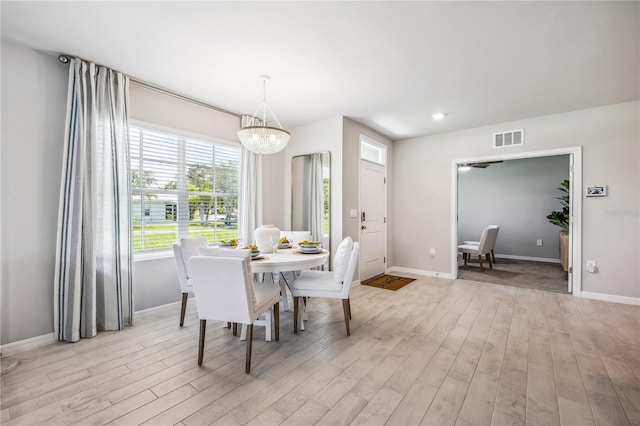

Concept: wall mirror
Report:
left=291, top=152, right=331, bottom=251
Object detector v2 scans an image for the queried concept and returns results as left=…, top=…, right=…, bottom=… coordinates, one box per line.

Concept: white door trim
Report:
left=451, top=146, right=583, bottom=296
left=359, top=138, right=387, bottom=281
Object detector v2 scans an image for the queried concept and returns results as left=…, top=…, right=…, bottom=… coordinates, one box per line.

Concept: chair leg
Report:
left=486, top=253, right=493, bottom=269
left=180, top=293, right=188, bottom=327
left=463, top=253, right=468, bottom=265
left=347, top=297, right=352, bottom=319
left=274, top=302, right=280, bottom=341
left=293, top=296, right=299, bottom=333
left=245, top=324, right=253, bottom=374
left=232, top=323, right=238, bottom=336
left=342, top=299, right=351, bottom=336
left=491, top=249, right=496, bottom=264
left=198, top=320, right=206, bottom=365
left=226, top=322, right=231, bottom=329
left=478, top=255, right=484, bottom=272
left=279, top=279, right=289, bottom=311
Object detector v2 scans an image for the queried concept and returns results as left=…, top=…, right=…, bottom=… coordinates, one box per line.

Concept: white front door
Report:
left=359, top=160, right=386, bottom=281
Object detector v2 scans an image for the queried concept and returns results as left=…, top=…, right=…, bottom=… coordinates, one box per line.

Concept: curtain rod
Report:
left=58, top=54, right=242, bottom=119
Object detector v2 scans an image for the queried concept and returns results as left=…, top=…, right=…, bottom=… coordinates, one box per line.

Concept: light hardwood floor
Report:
left=2, top=276, right=639, bottom=425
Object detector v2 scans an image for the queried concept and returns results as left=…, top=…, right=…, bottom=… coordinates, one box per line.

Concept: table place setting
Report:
left=277, top=236, right=292, bottom=249
left=296, top=240, right=323, bottom=254
left=241, top=244, right=265, bottom=260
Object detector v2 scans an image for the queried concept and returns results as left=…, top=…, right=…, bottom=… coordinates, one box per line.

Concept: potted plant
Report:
left=546, top=179, right=570, bottom=275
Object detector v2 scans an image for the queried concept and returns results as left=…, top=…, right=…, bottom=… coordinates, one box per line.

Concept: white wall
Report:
left=458, top=155, right=570, bottom=260
left=1, top=40, right=68, bottom=344
left=261, top=151, right=285, bottom=228
left=393, top=101, right=640, bottom=300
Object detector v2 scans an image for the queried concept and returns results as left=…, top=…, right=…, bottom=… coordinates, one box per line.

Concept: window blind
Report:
left=130, top=125, right=240, bottom=251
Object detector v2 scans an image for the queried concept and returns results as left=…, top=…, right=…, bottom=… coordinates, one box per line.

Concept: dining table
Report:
left=249, top=246, right=329, bottom=274
left=249, top=246, right=329, bottom=334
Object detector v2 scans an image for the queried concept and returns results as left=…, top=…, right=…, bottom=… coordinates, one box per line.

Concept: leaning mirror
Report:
left=291, top=152, right=331, bottom=251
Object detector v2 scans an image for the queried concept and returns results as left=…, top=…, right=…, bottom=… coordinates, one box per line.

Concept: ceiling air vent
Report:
left=494, top=129, right=524, bottom=148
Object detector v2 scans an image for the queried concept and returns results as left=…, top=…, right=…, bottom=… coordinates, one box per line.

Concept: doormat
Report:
left=361, top=274, right=415, bottom=291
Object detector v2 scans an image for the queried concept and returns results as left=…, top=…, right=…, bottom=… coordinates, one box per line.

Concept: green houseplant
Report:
left=546, top=179, right=570, bottom=229
left=547, top=179, right=570, bottom=276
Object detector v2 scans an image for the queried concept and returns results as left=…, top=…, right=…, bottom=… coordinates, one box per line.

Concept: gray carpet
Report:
left=458, top=257, right=569, bottom=293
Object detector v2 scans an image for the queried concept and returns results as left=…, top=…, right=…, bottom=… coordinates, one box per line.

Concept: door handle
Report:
left=361, top=225, right=367, bottom=230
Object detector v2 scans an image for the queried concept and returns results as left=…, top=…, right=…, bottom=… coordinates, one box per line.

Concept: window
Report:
left=360, top=136, right=386, bottom=165
left=130, top=125, right=240, bottom=251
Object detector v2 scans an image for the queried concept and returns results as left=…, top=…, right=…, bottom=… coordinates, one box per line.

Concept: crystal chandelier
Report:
left=238, top=75, right=290, bottom=154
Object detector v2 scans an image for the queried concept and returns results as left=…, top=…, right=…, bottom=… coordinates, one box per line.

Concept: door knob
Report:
left=361, top=225, right=367, bottom=230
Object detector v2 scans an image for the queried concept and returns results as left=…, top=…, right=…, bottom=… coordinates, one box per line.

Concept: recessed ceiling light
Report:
left=432, top=112, right=446, bottom=120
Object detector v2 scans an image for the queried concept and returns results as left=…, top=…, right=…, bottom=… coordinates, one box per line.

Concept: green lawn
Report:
left=133, top=222, right=238, bottom=251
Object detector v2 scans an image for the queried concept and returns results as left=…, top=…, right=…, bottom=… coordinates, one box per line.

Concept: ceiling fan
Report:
left=458, top=160, right=503, bottom=169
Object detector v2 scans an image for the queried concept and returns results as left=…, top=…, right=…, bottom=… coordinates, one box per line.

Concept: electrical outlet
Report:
left=587, top=260, right=597, bottom=273
left=429, top=248, right=436, bottom=256
left=537, top=239, right=543, bottom=246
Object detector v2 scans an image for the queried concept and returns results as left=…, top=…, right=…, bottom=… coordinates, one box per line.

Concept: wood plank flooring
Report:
left=2, top=276, right=639, bottom=425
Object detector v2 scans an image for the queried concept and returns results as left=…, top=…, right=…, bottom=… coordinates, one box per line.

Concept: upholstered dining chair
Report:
left=173, top=235, right=207, bottom=326
left=290, top=236, right=359, bottom=336
left=199, top=246, right=274, bottom=342
left=463, top=225, right=500, bottom=264
left=189, top=254, right=280, bottom=373
left=274, top=230, right=313, bottom=311
left=458, top=226, right=499, bottom=272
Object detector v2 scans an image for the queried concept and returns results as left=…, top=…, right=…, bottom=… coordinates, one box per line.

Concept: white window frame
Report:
left=130, top=120, right=240, bottom=257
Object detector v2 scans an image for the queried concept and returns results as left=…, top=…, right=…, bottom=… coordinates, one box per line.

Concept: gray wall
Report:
left=458, top=155, right=570, bottom=260
left=1, top=40, right=67, bottom=344
left=393, top=101, right=639, bottom=299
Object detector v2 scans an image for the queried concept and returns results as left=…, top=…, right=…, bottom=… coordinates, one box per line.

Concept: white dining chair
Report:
left=173, top=235, right=208, bottom=326
left=199, top=246, right=274, bottom=341
left=189, top=254, right=280, bottom=373
left=273, top=230, right=313, bottom=311
left=458, top=226, right=499, bottom=272
left=290, top=236, right=359, bottom=336
left=463, top=225, right=500, bottom=264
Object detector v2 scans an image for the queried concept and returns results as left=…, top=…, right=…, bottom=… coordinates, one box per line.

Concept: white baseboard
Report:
left=1, top=301, right=184, bottom=356
left=493, top=254, right=560, bottom=264
left=0, top=332, right=55, bottom=357
left=135, top=300, right=182, bottom=318
left=580, top=291, right=640, bottom=306
left=387, top=266, right=456, bottom=280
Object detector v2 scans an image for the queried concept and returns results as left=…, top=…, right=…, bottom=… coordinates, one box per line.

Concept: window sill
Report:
left=134, top=249, right=173, bottom=262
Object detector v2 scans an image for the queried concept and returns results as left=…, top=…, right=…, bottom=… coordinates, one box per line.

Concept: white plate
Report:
left=300, top=244, right=321, bottom=249
left=278, top=243, right=291, bottom=249
left=251, top=254, right=264, bottom=260
left=299, top=248, right=322, bottom=254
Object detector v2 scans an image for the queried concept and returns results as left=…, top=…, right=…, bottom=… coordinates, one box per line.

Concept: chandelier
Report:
left=238, top=75, right=290, bottom=154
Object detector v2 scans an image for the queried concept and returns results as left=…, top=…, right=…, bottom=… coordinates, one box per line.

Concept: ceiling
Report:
left=1, top=1, right=638, bottom=140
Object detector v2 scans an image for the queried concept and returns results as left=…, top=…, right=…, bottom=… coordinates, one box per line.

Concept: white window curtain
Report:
left=309, top=153, right=324, bottom=243
left=54, top=58, right=133, bottom=342
left=238, top=115, right=263, bottom=246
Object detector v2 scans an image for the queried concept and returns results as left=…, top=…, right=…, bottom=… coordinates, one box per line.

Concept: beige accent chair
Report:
left=458, top=226, right=499, bottom=272
left=463, top=225, right=500, bottom=264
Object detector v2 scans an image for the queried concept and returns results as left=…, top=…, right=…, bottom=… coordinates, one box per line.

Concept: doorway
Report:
left=359, top=137, right=387, bottom=281
left=451, top=147, right=582, bottom=296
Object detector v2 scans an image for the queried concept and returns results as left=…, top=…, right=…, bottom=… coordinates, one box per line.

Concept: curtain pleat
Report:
left=54, top=59, right=133, bottom=342
left=238, top=115, right=263, bottom=246
left=309, top=153, right=324, bottom=243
